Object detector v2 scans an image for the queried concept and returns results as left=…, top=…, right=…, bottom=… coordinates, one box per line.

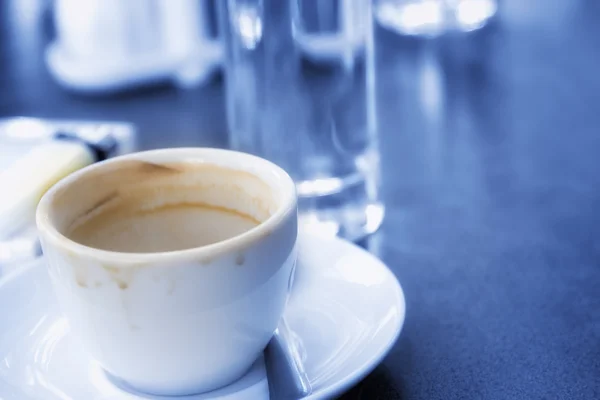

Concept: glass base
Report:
left=299, top=202, right=385, bottom=242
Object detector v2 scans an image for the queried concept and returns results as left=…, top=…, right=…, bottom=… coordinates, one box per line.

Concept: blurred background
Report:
left=3, top=0, right=599, bottom=245
left=1, top=0, right=600, bottom=398
left=0, top=0, right=226, bottom=149
left=1, top=0, right=591, bottom=147
left=4, top=0, right=597, bottom=240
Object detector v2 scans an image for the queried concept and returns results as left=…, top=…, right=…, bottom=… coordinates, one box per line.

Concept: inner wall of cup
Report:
left=48, top=159, right=278, bottom=239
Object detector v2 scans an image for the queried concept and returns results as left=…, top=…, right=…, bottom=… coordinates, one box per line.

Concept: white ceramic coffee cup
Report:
left=36, top=148, right=297, bottom=395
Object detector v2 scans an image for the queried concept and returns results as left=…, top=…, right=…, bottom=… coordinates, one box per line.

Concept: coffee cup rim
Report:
left=36, top=147, right=297, bottom=264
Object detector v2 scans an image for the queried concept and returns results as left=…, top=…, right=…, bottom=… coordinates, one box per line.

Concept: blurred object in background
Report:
left=220, top=0, right=382, bottom=241
left=375, top=0, right=497, bottom=37
left=46, top=0, right=222, bottom=94
left=293, top=0, right=368, bottom=62
left=0, top=117, right=136, bottom=273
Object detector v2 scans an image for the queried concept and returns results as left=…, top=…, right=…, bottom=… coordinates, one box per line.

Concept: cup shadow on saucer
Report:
left=103, top=358, right=267, bottom=399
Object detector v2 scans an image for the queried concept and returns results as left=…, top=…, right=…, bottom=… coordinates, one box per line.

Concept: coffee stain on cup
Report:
left=76, top=277, right=88, bottom=288
left=72, top=262, right=89, bottom=288
left=102, top=264, right=138, bottom=290
left=80, top=191, right=119, bottom=219
left=100, top=263, right=142, bottom=331
left=200, top=256, right=214, bottom=266
left=235, top=254, right=245, bottom=266
left=120, top=292, right=137, bottom=332
left=70, top=259, right=104, bottom=289
left=134, top=161, right=183, bottom=175
left=167, top=279, right=176, bottom=295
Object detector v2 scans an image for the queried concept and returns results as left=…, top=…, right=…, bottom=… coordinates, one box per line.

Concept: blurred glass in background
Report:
left=220, top=0, right=382, bottom=241
left=375, top=0, right=497, bottom=36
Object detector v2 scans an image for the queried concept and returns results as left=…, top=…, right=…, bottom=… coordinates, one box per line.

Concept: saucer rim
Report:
left=299, top=235, right=406, bottom=399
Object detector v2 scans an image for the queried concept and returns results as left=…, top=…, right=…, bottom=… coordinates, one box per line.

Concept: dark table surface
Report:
left=1, top=0, right=599, bottom=399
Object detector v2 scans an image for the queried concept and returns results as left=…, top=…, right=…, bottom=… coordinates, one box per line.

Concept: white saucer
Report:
left=0, top=234, right=405, bottom=399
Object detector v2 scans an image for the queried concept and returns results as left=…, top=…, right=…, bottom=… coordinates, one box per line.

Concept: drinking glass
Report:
left=219, top=0, right=383, bottom=241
